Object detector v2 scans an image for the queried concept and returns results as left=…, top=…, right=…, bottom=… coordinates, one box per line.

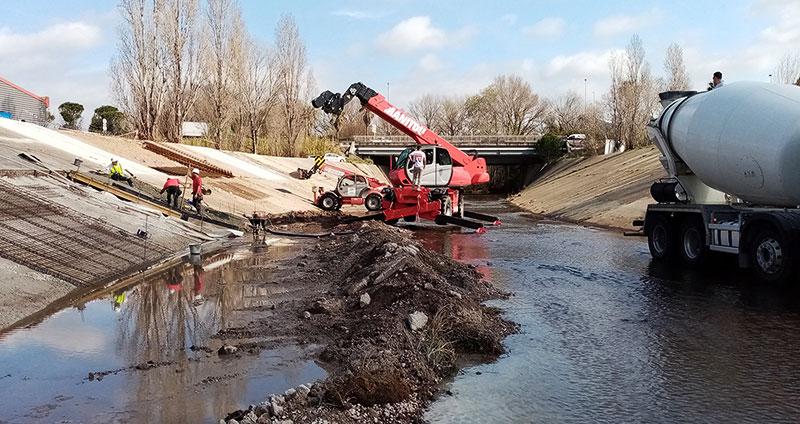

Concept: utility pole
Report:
left=769, top=74, right=773, bottom=83
left=584, top=78, right=588, bottom=108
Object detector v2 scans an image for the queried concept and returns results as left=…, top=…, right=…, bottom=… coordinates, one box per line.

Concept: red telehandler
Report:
left=312, top=82, right=501, bottom=232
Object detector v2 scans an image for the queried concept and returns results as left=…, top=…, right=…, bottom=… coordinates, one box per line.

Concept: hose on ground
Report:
left=265, top=227, right=355, bottom=238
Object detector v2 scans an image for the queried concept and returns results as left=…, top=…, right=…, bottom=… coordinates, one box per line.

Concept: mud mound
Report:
left=222, top=220, right=516, bottom=423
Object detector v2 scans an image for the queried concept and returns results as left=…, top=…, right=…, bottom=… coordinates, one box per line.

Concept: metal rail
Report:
left=142, top=141, right=234, bottom=177
left=68, top=172, right=183, bottom=218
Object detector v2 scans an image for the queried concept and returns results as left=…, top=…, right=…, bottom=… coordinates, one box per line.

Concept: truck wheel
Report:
left=646, top=214, right=676, bottom=260
left=365, top=193, right=383, bottom=211
left=679, top=219, right=708, bottom=266
left=319, top=193, right=339, bottom=211
left=403, top=215, right=417, bottom=222
left=749, top=226, right=794, bottom=284
left=457, top=189, right=464, bottom=218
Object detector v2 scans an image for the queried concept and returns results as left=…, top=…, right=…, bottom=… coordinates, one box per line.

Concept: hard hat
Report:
left=192, top=168, right=200, bottom=175
left=111, top=158, right=118, bottom=163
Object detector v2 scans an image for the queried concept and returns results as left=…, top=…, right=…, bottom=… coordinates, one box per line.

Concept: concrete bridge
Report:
left=346, top=135, right=538, bottom=165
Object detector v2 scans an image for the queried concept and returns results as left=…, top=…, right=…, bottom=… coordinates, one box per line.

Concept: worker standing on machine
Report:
left=191, top=168, right=203, bottom=214
left=409, top=145, right=426, bottom=191
left=106, top=159, right=134, bottom=186
left=160, top=176, right=182, bottom=208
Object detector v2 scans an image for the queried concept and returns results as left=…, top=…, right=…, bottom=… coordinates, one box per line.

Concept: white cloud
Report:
left=375, top=16, right=476, bottom=55
left=0, top=22, right=102, bottom=55
left=593, top=10, right=661, bottom=38
left=500, top=14, right=517, bottom=26
left=523, top=17, right=566, bottom=38
left=417, top=53, right=444, bottom=72
left=0, top=19, right=114, bottom=128
left=331, top=10, right=386, bottom=20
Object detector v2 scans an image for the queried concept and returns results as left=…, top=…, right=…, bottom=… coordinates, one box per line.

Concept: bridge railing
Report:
left=350, top=135, right=537, bottom=145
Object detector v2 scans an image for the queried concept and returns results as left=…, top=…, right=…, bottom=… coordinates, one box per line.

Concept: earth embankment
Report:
left=511, top=146, right=665, bottom=229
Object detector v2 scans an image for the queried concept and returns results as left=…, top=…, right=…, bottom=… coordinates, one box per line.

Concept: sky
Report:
left=1, top=0, right=798, bottom=126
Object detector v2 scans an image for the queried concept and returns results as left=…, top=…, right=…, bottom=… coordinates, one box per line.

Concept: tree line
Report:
left=103, top=4, right=800, bottom=158
left=111, top=0, right=315, bottom=156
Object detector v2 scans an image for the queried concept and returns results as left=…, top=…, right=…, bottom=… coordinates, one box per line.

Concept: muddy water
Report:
left=422, top=198, right=800, bottom=423
left=0, top=242, right=325, bottom=423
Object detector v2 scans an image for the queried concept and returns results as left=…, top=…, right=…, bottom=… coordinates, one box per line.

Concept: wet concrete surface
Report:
left=0, top=242, right=325, bottom=423
left=423, top=198, right=800, bottom=423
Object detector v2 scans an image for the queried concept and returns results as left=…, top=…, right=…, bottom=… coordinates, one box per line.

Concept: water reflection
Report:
left=0, top=243, right=326, bottom=423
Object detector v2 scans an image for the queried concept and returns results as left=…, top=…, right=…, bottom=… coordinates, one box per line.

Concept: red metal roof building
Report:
left=0, top=77, right=50, bottom=126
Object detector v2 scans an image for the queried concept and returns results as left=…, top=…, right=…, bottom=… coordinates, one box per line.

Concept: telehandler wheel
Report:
left=365, top=193, right=383, bottom=211
left=646, top=214, right=676, bottom=260
left=457, top=189, right=464, bottom=218
left=319, top=193, right=339, bottom=211
left=678, top=218, right=709, bottom=266
left=748, top=226, right=795, bottom=284
left=403, top=215, right=417, bottom=222
left=435, top=195, right=453, bottom=226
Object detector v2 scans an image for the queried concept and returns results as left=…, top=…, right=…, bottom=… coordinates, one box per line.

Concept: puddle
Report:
left=0, top=242, right=326, bottom=423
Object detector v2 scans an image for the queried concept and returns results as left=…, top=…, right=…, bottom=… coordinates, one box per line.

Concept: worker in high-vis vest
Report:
left=112, top=290, right=126, bottom=313
left=106, top=158, right=134, bottom=186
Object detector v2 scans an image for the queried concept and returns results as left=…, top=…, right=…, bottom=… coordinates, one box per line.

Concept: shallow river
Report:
left=423, top=199, right=800, bottom=423
left=0, top=243, right=325, bottom=423
left=3, top=198, right=800, bottom=423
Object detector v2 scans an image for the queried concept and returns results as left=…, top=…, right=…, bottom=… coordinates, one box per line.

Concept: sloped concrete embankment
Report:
left=510, top=146, right=665, bottom=229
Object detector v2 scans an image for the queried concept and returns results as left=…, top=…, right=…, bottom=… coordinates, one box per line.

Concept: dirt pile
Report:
left=222, top=221, right=515, bottom=423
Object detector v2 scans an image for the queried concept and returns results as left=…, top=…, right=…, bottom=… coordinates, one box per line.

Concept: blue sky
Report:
left=1, top=0, right=797, bottom=124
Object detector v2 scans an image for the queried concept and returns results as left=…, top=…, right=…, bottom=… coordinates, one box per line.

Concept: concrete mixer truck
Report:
left=643, top=81, right=800, bottom=283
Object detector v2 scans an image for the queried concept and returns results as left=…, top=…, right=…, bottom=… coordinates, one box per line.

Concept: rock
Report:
left=346, top=277, right=369, bottom=295
left=401, top=245, right=419, bottom=256
left=296, top=384, right=311, bottom=397
left=448, top=290, right=463, bottom=299
left=253, top=403, right=269, bottom=417
left=270, top=401, right=284, bottom=417
left=256, top=415, right=270, bottom=424
left=309, top=298, right=344, bottom=314
left=218, top=345, right=238, bottom=355
left=407, top=311, right=428, bottom=331
left=219, top=420, right=226, bottom=424
left=284, top=388, right=296, bottom=399
left=359, top=293, right=371, bottom=307
left=423, top=283, right=434, bottom=290
left=240, top=412, right=258, bottom=424
left=227, top=420, right=239, bottom=424
left=303, top=311, right=311, bottom=319
left=373, top=257, right=408, bottom=285
left=297, top=261, right=307, bottom=267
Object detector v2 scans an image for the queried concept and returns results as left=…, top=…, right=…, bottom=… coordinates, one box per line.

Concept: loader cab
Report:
left=392, top=146, right=453, bottom=187
left=336, top=174, right=370, bottom=197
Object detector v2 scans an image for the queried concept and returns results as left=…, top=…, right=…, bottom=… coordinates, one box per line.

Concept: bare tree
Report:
left=201, top=0, right=239, bottom=148
left=234, top=37, right=278, bottom=153
left=112, top=0, right=167, bottom=141
left=438, top=96, right=468, bottom=136
left=664, top=43, right=690, bottom=91
left=274, top=14, right=315, bottom=156
left=607, top=34, right=657, bottom=149
left=774, top=51, right=800, bottom=85
left=548, top=91, right=583, bottom=134
left=408, top=94, right=442, bottom=131
left=160, top=0, right=203, bottom=143
left=489, top=74, right=549, bottom=135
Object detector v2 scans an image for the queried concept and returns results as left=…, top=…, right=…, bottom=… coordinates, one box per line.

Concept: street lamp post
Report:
left=769, top=74, right=773, bottom=83
left=584, top=78, right=588, bottom=109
